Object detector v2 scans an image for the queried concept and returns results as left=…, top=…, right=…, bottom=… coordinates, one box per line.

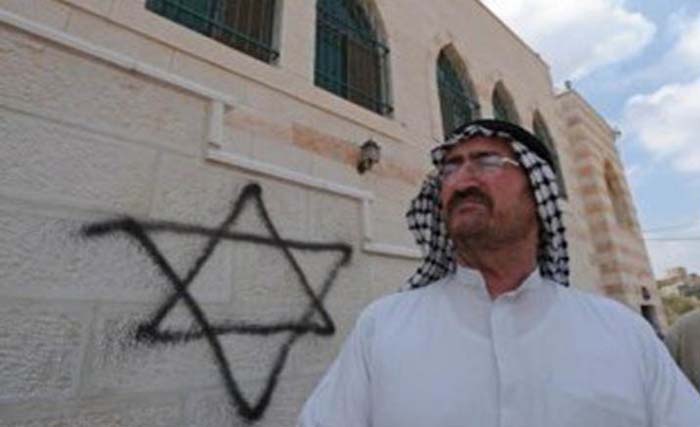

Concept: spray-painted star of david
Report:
left=82, top=183, right=352, bottom=422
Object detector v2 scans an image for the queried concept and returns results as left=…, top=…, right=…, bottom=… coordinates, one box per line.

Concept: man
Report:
left=297, top=119, right=700, bottom=426
left=666, top=307, right=700, bottom=392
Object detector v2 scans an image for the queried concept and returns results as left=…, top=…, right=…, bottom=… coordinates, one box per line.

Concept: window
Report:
left=491, top=81, right=520, bottom=124
left=315, top=0, right=392, bottom=115
left=533, top=112, right=567, bottom=198
left=146, top=0, right=278, bottom=63
left=437, top=48, right=479, bottom=138
left=605, top=162, right=634, bottom=229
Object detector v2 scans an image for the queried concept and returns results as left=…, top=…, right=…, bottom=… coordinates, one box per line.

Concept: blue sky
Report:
left=482, top=0, right=700, bottom=278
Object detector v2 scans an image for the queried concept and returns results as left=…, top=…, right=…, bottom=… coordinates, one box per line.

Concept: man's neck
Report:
left=454, top=237, right=538, bottom=299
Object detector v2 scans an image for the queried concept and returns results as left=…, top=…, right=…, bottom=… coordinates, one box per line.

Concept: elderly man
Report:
left=297, top=120, right=700, bottom=426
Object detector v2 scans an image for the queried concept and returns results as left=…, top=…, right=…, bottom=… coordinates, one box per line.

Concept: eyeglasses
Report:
left=439, top=153, right=520, bottom=180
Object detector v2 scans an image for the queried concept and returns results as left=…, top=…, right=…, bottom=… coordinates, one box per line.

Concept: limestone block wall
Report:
left=0, top=7, right=402, bottom=426
left=0, top=0, right=655, bottom=424
left=557, top=91, right=666, bottom=329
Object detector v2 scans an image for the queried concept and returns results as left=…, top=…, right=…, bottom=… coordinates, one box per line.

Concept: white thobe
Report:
left=298, top=266, right=700, bottom=426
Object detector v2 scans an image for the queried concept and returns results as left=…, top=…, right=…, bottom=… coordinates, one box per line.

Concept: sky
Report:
left=481, top=0, right=700, bottom=279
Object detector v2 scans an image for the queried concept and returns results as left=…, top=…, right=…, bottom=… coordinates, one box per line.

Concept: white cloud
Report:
left=623, top=77, right=700, bottom=172
left=668, top=10, right=700, bottom=67
left=621, top=11, right=700, bottom=171
left=622, top=162, right=647, bottom=191
left=628, top=11, right=700, bottom=85
left=624, top=163, right=640, bottom=180
left=624, top=11, right=700, bottom=281
left=481, top=0, right=656, bottom=83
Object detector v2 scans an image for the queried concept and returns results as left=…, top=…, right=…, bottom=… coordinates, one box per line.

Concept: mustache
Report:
left=446, top=188, right=493, bottom=214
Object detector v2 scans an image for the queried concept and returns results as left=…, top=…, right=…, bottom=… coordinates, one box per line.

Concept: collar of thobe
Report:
left=453, top=264, right=545, bottom=301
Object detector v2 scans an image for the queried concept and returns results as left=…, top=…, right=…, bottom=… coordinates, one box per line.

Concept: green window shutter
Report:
left=146, top=0, right=278, bottom=62
left=214, top=0, right=277, bottom=62
left=491, top=83, right=520, bottom=125
left=492, top=90, right=509, bottom=122
left=147, top=0, right=215, bottom=35
left=316, top=5, right=348, bottom=97
left=437, top=51, right=478, bottom=137
left=347, top=35, right=380, bottom=111
left=315, top=0, right=391, bottom=115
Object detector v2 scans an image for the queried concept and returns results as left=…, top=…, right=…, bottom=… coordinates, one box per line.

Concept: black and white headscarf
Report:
left=404, top=120, right=569, bottom=290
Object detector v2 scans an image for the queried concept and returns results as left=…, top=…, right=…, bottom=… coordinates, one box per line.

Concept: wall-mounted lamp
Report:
left=357, top=138, right=381, bottom=174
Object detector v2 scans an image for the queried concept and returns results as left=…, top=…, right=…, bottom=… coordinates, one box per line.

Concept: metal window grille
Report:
left=533, top=115, right=568, bottom=198
left=492, top=90, right=513, bottom=123
left=315, top=0, right=392, bottom=115
left=146, top=0, right=278, bottom=63
left=492, top=84, right=521, bottom=125
left=437, top=52, right=479, bottom=138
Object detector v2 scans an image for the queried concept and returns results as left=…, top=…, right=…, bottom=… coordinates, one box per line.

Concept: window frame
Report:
left=314, top=0, right=392, bottom=116
left=436, top=48, right=480, bottom=138
left=491, top=81, right=520, bottom=125
left=145, top=0, right=280, bottom=63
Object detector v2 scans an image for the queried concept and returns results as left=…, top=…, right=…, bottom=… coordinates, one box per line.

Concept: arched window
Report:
left=315, top=0, right=392, bottom=115
left=491, top=81, right=520, bottom=124
left=605, top=162, right=633, bottom=229
left=146, top=0, right=278, bottom=62
left=533, top=112, right=567, bottom=198
left=437, top=47, right=480, bottom=137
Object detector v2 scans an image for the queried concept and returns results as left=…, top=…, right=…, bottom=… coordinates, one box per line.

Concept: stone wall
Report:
left=558, top=91, right=665, bottom=329
left=0, top=0, right=660, bottom=424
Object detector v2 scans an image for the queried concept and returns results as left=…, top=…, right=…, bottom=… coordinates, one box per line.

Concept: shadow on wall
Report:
left=81, top=183, right=353, bottom=422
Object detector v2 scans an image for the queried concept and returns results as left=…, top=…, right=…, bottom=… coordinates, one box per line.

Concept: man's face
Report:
left=439, top=136, right=539, bottom=248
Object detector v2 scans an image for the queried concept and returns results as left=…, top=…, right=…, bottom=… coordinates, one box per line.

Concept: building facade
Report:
left=0, top=0, right=662, bottom=424
left=658, top=267, right=700, bottom=299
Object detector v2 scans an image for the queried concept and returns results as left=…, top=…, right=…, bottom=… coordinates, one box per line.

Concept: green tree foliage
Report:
left=663, top=295, right=700, bottom=325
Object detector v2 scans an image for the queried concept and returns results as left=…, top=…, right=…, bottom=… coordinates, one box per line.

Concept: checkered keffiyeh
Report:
left=404, top=122, right=570, bottom=290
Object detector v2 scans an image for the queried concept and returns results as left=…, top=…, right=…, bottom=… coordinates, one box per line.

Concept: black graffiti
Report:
left=82, top=183, right=352, bottom=422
